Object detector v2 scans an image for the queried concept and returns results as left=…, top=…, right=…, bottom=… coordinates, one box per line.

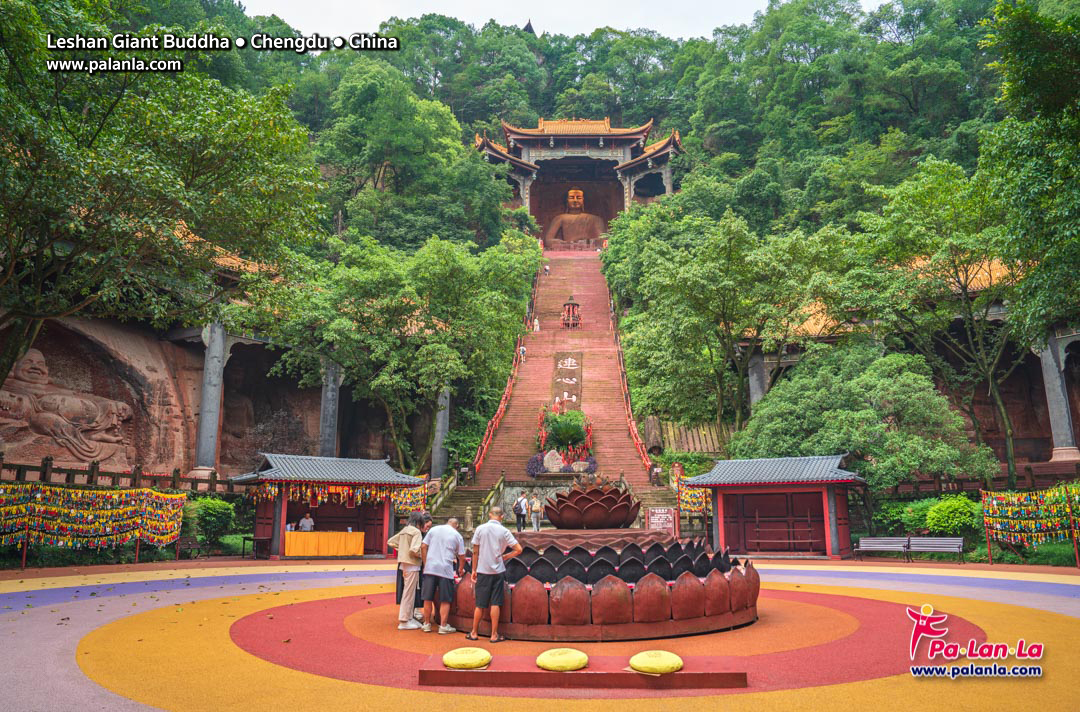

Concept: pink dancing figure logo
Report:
left=907, top=603, right=949, bottom=660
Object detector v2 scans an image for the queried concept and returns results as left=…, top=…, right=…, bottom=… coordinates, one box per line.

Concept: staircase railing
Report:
left=428, top=470, right=458, bottom=515
left=472, top=267, right=542, bottom=474
left=608, top=293, right=653, bottom=479
left=481, top=471, right=506, bottom=513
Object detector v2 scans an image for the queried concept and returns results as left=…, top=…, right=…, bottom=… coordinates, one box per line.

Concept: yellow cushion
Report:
left=442, top=647, right=492, bottom=669
left=628, top=650, right=683, bottom=674
left=536, top=648, right=589, bottom=671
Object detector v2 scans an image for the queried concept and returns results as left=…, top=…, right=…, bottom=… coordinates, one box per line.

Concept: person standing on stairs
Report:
left=530, top=493, right=543, bottom=531
left=513, top=490, right=528, bottom=532
left=519, top=344, right=526, bottom=363
left=544, top=264, right=550, bottom=277
left=533, top=317, right=540, bottom=332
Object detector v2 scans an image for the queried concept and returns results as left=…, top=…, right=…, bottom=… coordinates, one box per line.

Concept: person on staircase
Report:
left=513, top=491, right=528, bottom=532
left=533, top=317, right=540, bottom=332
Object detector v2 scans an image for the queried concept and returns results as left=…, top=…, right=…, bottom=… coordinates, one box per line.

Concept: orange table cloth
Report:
left=284, top=531, right=365, bottom=557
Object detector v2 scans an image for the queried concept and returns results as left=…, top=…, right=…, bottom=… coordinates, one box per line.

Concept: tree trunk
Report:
left=988, top=383, right=1017, bottom=489
left=0, top=317, right=44, bottom=384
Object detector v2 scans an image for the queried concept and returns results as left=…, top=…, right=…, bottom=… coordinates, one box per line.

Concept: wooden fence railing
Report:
left=0, top=454, right=248, bottom=494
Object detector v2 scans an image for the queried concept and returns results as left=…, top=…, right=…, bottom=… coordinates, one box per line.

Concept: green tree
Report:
left=728, top=339, right=997, bottom=526
left=0, top=0, right=320, bottom=380
left=838, top=158, right=1022, bottom=485
left=244, top=235, right=540, bottom=474
left=980, top=0, right=1080, bottom=338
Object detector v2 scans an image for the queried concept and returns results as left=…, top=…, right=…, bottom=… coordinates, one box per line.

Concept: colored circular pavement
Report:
left=0, top=560, right=1077, bottom=711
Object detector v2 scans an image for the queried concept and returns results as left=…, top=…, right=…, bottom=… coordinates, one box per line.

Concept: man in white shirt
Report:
left=420, top=518, right=466, bottom=634
left=298, top=513, right=315, bottom=532
left=513, top=491, right=528, bottom=532
left=467, top=507, right=522, bottom=643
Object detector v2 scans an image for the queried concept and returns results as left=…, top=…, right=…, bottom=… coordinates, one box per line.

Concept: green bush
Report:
left=543, top=411, right=587, bottom=449
left=925, top=495, right=982, bottom=538
left=196, top=498, right=235, bottom=546
left=873, top=501, right=907, bottom=535
left=900, top=498, right=938, bottom=534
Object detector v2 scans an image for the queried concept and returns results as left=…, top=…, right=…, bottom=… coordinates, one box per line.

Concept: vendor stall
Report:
left=232, top=453, right=425, bottom=559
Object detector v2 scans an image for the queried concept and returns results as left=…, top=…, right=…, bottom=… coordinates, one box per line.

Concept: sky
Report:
left=238, top=0, right=888, bottom=41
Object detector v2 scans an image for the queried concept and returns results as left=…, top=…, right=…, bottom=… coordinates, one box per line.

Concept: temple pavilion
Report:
left=475, top=118, right=682, bottom=247
left=233, top=453, right=424, bottom=559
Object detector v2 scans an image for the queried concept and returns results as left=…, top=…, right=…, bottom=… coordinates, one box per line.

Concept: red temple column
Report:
left=711, top=488, right=725, bottom=552
left=821, top=487, right=835, bottom=558
left=381, top=496, right=392, bottom=556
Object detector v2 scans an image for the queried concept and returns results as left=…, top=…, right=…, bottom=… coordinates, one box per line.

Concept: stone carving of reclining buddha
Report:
left=0, top=348, right=132, bottom=461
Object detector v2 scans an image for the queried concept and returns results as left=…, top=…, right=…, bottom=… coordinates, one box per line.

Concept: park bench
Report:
left=853, top=537, right=911, bottom=561
left=908, top=536, right=965, bottom=563
left=175, top=536, right=204, bottom=559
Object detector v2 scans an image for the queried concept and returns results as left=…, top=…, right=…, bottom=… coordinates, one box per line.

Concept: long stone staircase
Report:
left=435, top=251, right=677, bottom=526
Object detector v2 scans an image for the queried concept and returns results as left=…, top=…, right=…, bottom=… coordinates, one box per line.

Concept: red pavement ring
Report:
left=229, top=589, right=986, bottom=698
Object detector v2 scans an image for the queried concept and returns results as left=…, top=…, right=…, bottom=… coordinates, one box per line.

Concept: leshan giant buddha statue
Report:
left=542, top=188, right=606, bottom=247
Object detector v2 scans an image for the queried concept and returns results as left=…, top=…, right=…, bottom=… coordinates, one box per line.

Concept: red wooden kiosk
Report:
left=686, top=454, right=864, bottom=559
left=232, top=454, right=424, bottom=559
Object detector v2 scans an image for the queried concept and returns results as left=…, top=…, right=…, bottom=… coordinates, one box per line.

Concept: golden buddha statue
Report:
left=543, top=188, right=606, bottom=246
left=0, top=348, right=132, bottom=461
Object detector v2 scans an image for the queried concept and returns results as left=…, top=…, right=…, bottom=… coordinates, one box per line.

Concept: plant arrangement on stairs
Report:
left=528, top=406, right=597, bottom=477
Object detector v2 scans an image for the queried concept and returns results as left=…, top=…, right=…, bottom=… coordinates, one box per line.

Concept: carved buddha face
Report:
left=566, top=189, right=584, bottom=213
left=13, top=349, right=49, bottom=385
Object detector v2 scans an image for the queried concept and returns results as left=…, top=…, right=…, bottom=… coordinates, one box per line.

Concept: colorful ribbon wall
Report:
left=675, top=466, right=709, bottom=514
left=981, top=486, right=1079, bottom=548
left=0, top=483, right=185, bottom=549
left=248, top=481, right=425, bottom=511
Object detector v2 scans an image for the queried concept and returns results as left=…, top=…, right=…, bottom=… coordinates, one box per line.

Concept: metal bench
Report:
left=175, top=535, right=204, bottom=559
left=908, top=537, right=965, bottom=563
left=854, top=536, right=911, bottom=561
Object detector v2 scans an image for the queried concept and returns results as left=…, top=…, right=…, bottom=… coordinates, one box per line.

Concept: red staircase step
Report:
left=477, top=253, right=653, bottom=488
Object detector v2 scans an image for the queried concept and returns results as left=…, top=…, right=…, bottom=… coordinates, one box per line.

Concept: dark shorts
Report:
left=474, top=572, right=506, bottom=608
left=421, top=574, right=456, bottom=603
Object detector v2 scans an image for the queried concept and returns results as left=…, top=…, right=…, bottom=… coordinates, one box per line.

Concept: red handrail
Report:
left=608, top=292, right=652, bottom=477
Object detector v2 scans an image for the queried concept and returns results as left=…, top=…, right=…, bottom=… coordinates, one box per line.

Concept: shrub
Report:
left=900, top=498, right=938, bottom=534
left=873, top=501, right=907, bottom=535
left=544, top=412, right=586, bottom=449
left=526, top=453, right=545, bottom=477
left=925, top=495, right=982, bottom=538
left=196, top=498, right=235, bottom=546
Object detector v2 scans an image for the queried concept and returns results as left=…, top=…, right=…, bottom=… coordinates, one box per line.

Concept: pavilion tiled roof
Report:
left=502, top=118, right=654, bottom=137
left=685, top=454, right=865, bottom=487
left=231, top=453, right=423, bottom=486
left=615, top=130, right=682, bottom=171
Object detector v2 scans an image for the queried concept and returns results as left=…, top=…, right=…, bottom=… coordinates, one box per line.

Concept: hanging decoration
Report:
left=393, top=476, right=427, bottom=514
left=0, top=483, right=186, bottom=550
left=245, top=481, right=423, bottom=509
left=674, top=465, right=709, bottom=514
left=981, top=488, right=1073, bottom=548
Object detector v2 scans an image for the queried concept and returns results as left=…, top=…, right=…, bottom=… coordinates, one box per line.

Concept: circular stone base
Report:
left=448, top=606, right=757, bottom=642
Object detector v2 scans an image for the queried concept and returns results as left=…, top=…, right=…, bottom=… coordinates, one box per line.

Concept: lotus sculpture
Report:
left=544, top=484, right=640, bottom=529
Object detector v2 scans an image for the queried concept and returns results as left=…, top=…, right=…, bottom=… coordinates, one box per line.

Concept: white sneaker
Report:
left=438, top=624, right=457, bottom=635
left=398, top=619, right=422, bottom=630
left=421, top=622, right=432, bottom=633
left=413, top=611, right=425, bottom=621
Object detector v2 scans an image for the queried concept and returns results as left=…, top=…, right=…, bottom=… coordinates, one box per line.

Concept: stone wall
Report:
left=0, top=318, right=323, bottom=475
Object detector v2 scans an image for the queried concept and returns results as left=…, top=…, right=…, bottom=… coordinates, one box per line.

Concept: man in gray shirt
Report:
left=467, top=506, right=522, bottom=643
left=420, top=518, right=466, bottom=634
